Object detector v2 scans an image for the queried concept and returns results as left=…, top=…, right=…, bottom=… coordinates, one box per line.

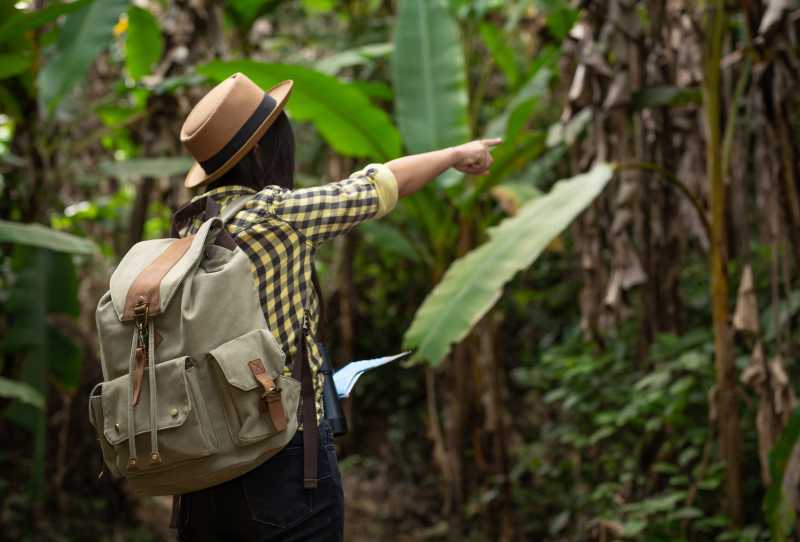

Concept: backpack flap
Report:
left=100, top=355, right=213, bottom=472
left=102, top=356, right=191, bottom=446
left=109, top=217, right=225, bottom=322
left=209, top=328, right=286, bottom=390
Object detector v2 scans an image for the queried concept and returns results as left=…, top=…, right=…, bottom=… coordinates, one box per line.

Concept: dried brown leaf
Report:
left=733, top=265, right=760, bottom=334
left=620, top=249, right=647, bottom=289
left=603, top=71, right=630, bottom=109
left=568, top=64, right=590, bottom=104
left=759, top=0, right=792, bottom=35
left=603, top=271, right=622, bottom=307
left=741, top=342, right=766, bottom=388
left=610, top=208, right=633, bottom=236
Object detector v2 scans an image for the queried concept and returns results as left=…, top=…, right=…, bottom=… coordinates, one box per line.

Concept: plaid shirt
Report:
left=185, top=164, right=398, bottom=425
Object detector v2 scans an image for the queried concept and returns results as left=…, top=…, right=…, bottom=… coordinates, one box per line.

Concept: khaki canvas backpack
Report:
left=88, top=195, right=301, bottom=496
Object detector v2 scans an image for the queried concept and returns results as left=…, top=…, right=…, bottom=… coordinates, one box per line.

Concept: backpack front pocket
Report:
left=208, top=329, right=300, bottom=446
left=100, top=355, right=213, bottom=474
left=88, top=382, right=120, bottom=478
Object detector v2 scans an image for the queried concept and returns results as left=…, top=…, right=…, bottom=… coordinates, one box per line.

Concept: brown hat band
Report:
left=199, top=92, right=277, bottom=175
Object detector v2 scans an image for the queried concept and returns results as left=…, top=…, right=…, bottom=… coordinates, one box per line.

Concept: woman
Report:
left=173, top=73, right=499, bottom=541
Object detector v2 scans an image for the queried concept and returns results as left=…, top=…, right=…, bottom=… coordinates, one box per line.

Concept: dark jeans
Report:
left=175, top=422, right=344, bottom=541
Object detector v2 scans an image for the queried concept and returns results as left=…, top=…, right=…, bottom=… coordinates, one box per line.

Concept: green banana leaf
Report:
left=479, top=22, right=520, bottom=87
left=99, top=156, right=194, bottom=180
left=403, top=163, right=614, bottom=365
left=4, top=247, right=81, bottom=501
left=392, top=0, right=470, bottom=153
left=632, top=86, right=702, bottom=110
left=4, top=247, right=49, bottom=500
left=485, top=65, right=554, bottom=139
left=0, top=377, right=44, bottom=409
left=0, top=52, right=32, bottom=80
left=546, top=108, right=593, bottom=147
left=37, top=0, right=130, bottom=113
left=199, top=60, right=401, bottom=161
left=125, top=5, right=163, bottom=81
left=0, top=0, right=92, bottom=44
left=227, top=0, right=281, bottom=27
left=0, top=220, right=98, bottom=255
left=764, top=406, right=800, bottom=542
left=302, top=0, right=334, bottom=13
left=316, top=43, right=393, bottom=75
left=359, top=221, right=422, bottom=263
left=537, top=0, right=579, bottom=40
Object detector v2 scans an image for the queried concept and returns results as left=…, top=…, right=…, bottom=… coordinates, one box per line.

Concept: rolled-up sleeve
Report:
left=352, top=163, right=398, bottom=219
left=270, top=163, right=398, bottom=244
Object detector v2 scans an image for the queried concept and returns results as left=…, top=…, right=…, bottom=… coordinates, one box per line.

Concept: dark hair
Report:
left=204, top=111, right=328, bottom=337
left=206, top=111, right=295, bottom=192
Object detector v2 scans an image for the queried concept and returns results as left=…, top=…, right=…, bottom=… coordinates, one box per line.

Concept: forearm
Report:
left=385, top=147, right=462, bottom=197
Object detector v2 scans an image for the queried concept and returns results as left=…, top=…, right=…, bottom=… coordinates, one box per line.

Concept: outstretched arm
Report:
left=385, top=138, right=502, bottom=197
left=269, top=138, right=502, bottom=243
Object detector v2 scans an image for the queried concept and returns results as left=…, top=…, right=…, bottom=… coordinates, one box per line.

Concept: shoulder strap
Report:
left=220, top=194, right=255, bottom=224
left=170, top=197, right=220, bottom=237
left=170, top=193, right=254, bottom=238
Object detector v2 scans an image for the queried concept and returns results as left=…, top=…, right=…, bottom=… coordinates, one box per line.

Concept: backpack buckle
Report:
left=248, top=359, right=288, bottom=432
left=133, top=298, right=149, bottom=339
left=133, top=297, right=149, bottom=325
left=131, top=298, right=150, bottom=408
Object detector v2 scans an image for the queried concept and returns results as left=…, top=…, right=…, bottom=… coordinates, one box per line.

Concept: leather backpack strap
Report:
left=220, top=194, right=254, bottom=224
left=170, top=194, right=253, bottom=249
left=293, top=316, right=319, bottom=489
left=170, top=197, right=220, bottom=237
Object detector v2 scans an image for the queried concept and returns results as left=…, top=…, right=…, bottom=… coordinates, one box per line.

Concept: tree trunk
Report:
left=126, top=177, right=156, bottom=253
left=703, top=0, right=743, bottom=524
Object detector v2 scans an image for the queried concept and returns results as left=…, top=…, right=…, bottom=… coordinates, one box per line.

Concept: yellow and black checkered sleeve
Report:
left=270, top=164, right=399, bottom=244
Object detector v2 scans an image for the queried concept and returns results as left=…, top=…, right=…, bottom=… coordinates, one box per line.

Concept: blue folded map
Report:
left=333, top=351, right=412, bottom=398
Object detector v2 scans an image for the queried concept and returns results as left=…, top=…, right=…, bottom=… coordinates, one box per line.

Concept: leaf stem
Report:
left=615, top=161, right=711, bottom=242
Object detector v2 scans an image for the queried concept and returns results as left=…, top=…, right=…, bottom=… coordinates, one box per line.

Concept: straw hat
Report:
left=180, top=73, right=293, bottom=188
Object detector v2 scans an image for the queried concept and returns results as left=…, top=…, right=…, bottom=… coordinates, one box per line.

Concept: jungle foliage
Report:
left=1, top=1, right=800, bottom=541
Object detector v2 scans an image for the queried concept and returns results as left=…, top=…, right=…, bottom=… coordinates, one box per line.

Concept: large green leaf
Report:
left=0, top=220, right=98, bottom=255
left=479, top=22, right=519, bottom=87
left=0, top=377, right=44, bottom=409
left=4, top=248, right=47, bottom=500
left=227, top=0, right=280, bottom=26
left=37, top=0, right=130, bottom=113
left=302, top=0, right=334, bottom=13
left=485, top=66, right=554, bottom=139
left=199, top=61, right=401, bottom=161
left=316, top=43, right=393, bottom=75
left=3, top=247, right=83, bottom=500
left=360, top=221, right=422, bottom=263
left=125, top=5, right=163, bottom=80
left=534, top=0, right=579, bottom=40
left=632, top=86, right=702, bottom=110
left=0, top=52, right=32, bottom=79
left=403, top=163, right=614, bottom=365
left=99, top=156, right=194, bottom=180
left=764, top=406, right=800, bottom=542
left=392, top=0, right=470, bottom=153
left=0, top=0, right=92, bottom=44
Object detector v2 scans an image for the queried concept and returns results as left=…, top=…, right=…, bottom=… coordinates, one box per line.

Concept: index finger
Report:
left=481, top=138, right=503, bottom=148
